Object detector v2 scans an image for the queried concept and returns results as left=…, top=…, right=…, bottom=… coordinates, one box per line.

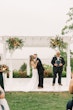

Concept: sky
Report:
left=0, top=0, right=73, bottom=36
left=0, top=0, right=73, bottom=59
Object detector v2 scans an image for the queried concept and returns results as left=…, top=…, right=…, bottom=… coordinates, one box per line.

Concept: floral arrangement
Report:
left=6, top=37, right=24, bottom=50
left=50, top=36, right=67, bottom=51
left=50, top=36, right=63, bottom=48
left=0, top=64, right=9, bottom=73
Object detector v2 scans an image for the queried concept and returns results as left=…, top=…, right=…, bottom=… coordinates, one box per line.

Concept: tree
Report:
left=61, top=8, right=73, bottom=72
left=62, top=7, right=73, bottom=35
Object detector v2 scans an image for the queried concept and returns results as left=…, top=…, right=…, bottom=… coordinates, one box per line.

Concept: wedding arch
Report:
left=0, top=36, right=72, bottom=92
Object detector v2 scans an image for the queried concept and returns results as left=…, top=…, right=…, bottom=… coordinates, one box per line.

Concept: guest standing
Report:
left=51, top=51, right=65, bottom=86
left=0, top=57, right=4, bottom=90
left=0, top=71, right=4, bottom=90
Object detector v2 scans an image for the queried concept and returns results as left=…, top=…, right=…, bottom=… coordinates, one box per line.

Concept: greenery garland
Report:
left=6, top=37, right=24, bottom=50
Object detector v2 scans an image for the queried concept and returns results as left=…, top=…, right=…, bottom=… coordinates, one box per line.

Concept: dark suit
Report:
left=66, top=99, right=73, bottom=110
left=0, top=72, right=4, bottom=90
left=36, top=58, right=44, bottom=87
left=51, top=56, right=65, bottom=84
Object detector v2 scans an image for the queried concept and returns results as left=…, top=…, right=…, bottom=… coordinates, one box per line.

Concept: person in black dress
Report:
left=0, top=71, right=4, bottom=90
left=66, top=98, right=73, bottom=110
left=0, top=63, right=4, bottom=90
left=51, top=51, right=65, bottom=86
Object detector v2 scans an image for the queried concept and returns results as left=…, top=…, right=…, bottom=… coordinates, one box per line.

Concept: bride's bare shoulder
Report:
left=30, top=61, right=34, bottom=65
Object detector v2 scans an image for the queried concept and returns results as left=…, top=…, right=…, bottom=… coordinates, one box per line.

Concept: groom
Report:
left=33, top=54, right=44, bottom=88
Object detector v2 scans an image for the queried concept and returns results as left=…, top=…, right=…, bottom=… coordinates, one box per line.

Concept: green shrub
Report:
left=13, top=70, right=27, bottom=78
left=13, top=64, right=66, bottom=78
left=13, top=62, right=27, bottom=78
left=62, top=71, right=66, bottom=77
left=13, top=70, right=19, bottom=78
left=43, top=64, right=66, bottom=78
left=44, top=69, right=53, bottom=78
left=43, top=64, right=53, bottom=78
left=19, top=63, right=27, bottom=71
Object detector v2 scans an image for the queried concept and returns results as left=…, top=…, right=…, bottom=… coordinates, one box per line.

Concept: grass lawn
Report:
left=6, top=92, right=72, bottom=110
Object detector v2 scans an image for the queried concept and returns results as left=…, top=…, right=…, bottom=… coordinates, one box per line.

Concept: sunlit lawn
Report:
left=6, top=92, right=72, bottom=110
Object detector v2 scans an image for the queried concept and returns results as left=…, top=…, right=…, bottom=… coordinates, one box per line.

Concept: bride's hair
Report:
left=30, top=55, right=34, bottom=62
left=29, top=55, right=34, bottom=67
left=30, top=55, right=36, bottom=66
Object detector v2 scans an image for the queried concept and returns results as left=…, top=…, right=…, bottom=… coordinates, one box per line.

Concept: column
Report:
left=27, top=56, right=30, bottom=76
left=67, top=38, right=71, bottom=86
left=3, top=37, right=7, bottom=78
left=3, top=37, right=6, bottom=64
left=9, top=50, right=13, bottom=78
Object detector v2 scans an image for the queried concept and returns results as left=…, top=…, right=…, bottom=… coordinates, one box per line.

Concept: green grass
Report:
left=6, top=92, right=73, bottom=110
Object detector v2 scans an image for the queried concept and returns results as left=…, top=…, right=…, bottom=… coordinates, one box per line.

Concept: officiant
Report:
left=51, top=51, right=65, bottom=86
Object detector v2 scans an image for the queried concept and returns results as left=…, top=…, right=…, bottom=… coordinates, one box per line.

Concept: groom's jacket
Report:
left=51, top=56, right=65, bottom=72
left=36, top=58, right=44, bottom=74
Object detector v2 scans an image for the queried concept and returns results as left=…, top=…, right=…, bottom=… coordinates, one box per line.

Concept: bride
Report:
left=25, top=55, right=39, bottom=92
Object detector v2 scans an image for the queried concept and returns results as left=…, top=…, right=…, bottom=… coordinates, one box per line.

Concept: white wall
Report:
left=6, top=47, right=56, bottom=59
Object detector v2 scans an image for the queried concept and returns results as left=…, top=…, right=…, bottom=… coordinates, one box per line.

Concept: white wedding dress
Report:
left=0, top=86, right=10, bottom=110
left=25, top=67, right=38, bottom=92
left=0, top=99, right=10, bottom=110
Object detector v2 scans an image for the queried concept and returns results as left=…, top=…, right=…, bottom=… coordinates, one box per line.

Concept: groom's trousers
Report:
left=38, top=72, right=44, bottom=87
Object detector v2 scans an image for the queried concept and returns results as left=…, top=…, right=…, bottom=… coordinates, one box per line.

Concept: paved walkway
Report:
left=4, top=78, right=69, bottom=92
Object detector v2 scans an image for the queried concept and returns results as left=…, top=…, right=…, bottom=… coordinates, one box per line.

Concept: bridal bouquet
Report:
left=6, top=37, right=24, bottom=50
left=0, top=64, right=9, bottom=73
